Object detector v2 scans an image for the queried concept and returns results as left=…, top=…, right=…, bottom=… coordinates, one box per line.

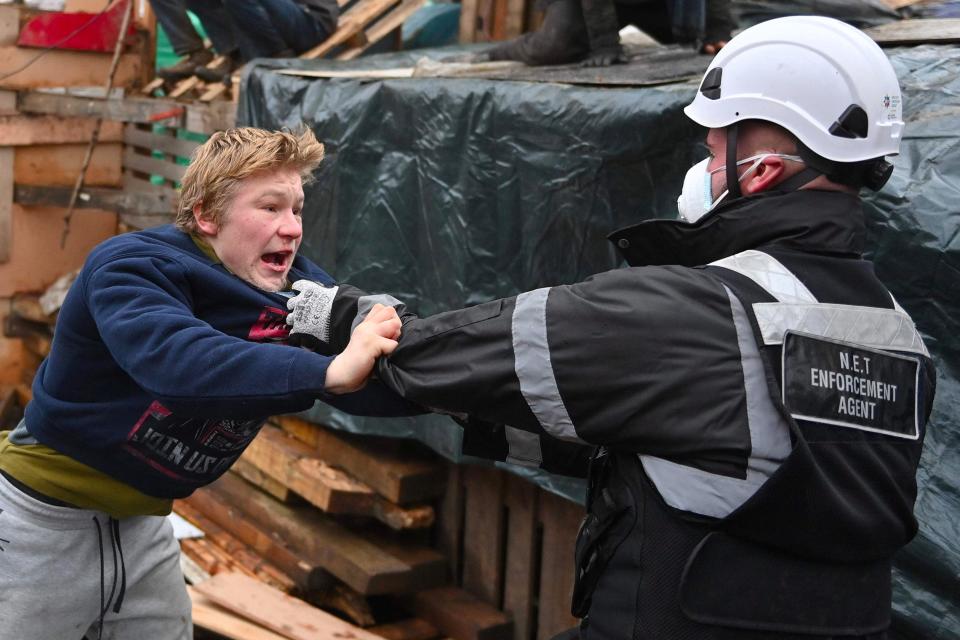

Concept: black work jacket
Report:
left=322, top=189, right=935, bottom=638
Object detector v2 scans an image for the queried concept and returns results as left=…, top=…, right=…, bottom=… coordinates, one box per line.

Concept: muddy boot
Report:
left=580, top=0, right=624, bottom=66
left=194, top=52, right=243, bottom=83
left=487, top=0, right=590, bottom=65
left=157, top=48, right=214, bottom=81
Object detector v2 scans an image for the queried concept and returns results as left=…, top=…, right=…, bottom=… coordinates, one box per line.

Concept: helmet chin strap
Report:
left=726, top=123, right=741, bottom=200
left=774, top=166, right=822, bottom=193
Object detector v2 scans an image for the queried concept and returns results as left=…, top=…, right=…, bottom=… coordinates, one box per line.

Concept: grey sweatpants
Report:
left=0, top=473, right=192, bottom=640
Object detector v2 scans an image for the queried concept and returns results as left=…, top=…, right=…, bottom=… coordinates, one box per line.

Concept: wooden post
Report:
left=536, top=491, right=583, bottom=640
left=0, top=90, right=15, bottom=262
left=459, top=0, right=478, bottom=43
left=461, top=465, right=505, bottom=607
left=502, top=474, right=539, bottom=640
left=0, top=146, right=12, bottom=263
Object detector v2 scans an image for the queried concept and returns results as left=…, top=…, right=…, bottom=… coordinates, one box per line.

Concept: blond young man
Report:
left=0, top=128, right=409, bottom=640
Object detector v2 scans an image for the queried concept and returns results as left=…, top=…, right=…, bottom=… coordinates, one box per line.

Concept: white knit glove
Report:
left=286, top=279, right=339, bottom=348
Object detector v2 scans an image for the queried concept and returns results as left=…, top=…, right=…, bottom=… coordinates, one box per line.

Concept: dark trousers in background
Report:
left=224, top=0, right=331, bottom=58
left=149, top=0, right=239, bottom=57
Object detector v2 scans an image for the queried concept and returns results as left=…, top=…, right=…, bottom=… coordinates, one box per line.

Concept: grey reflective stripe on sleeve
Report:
left=505, top=426, right=544, bottom=468
left=710, top=250, right=817, bottom=304
left=752, top=303, right=930, bottom=357
left=512, top=288, right=585, bottom=443
left=351, top=294, right=408, bottom=333
left=640, top=286, right=792, bottom=519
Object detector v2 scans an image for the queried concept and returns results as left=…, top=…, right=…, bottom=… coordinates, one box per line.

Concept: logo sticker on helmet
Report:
left=883, top=94, right=900, bottom=121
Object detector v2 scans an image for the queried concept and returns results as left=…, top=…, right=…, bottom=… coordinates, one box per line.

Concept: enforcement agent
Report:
left=286, top=17, right=936, bottom=639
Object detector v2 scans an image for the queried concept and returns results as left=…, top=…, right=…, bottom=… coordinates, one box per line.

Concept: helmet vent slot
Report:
left=829, top=104, right=869, bottom=139
left=699, top=67, right=722, bottom=100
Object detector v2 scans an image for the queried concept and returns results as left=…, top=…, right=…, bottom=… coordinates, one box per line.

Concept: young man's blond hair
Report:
left=176, top=127, right=325, bottom=232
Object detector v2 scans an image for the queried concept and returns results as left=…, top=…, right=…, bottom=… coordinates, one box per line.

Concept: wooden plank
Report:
left=169, top=76, right=202, bottom=100
left=10, top=293, right=54, bottom=325
left=206, top=471, right=421, bottom=595
left=274, top=416, right=445, bottom=505
left=16, top=91, right=233, bottom=131
left=181, top=487, right=332, bottom=592
left=245, top=425, right=373, bottom=510
left=437, top=463, right=464, bottom=584
left=141, top=77, right=165, bottom=95
left=124, top=124, right=200, bottom=160
left=0, top=147, right=11, bottom=264
left=502, top=475, right=539, bottom=640
left=174, top=501, right=297, bottom=593
left=185, top=100, right=235, bottom=133
left=180, top=551, right=212, bottom=585
left=244, top=426, right=435, bottom=529
left=461, top=465, right=505, bottom=607
left=21, top=331, right=52, bottom=360
left=0, top=115, right=123, bottom=146
left=337, top=0, right=428, bottom=62
left=503, top=0, right=525, bottom=39
left=0, top=90, right=16, bottom=115
left=0, top=47, right=141, bottom=90
left=14, top=183, right=174, bottom=216
left=301, top=0, right=400, bottom=59
left=459, top=0, right=478, bottom=43
left=190, top=587, right=291, bottom=640
left=195, top=572, right=386, bottom=640
left=182, top=537, right=253, bottom=579
left=0, top=386, right=18, bottom=428
left=408, top=587, right=512, bottom=640
left=0, top=6, right=20, bottom=47
left=18, top=91, right=232, bottom=133
left=119, top=211, right=176, bottom=230
left=232, top=457, right=298, bottom=503
left=15, top=143, right=123, bottom=187
left=369, top=618, right=439, bottom=640
left=360, top=528, right=447, bottom=590
left=122, top=146, right=186, bottom=183
left=535, top=491, right=582, bottom=640
left=491, top=0, right=508, bottom=40
left=308, top=583, right=376, bottom=627
left=199, top=81, right=230, bottom=103
left=866, top=18, right=960, bottom=46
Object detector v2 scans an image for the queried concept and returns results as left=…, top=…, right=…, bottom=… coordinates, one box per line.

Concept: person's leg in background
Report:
left=184, top=0, right=245, bottom=78
left=149, top=0, right=214, bottom=79
left=223, top=0, right=327, bottom=58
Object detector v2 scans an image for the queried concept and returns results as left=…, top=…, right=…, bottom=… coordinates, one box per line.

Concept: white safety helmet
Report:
left=685, top=16, right=903, bottom=184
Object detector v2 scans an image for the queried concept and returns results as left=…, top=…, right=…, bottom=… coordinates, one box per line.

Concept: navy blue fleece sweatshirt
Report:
left=25, top=225, right=415, bottom=498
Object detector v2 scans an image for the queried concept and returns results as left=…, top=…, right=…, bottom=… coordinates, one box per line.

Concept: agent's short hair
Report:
left=176, top=127, right=325, bottom=233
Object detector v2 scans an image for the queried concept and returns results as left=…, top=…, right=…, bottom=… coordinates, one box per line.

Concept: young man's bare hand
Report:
left=324, top=304, right=401, bottom=394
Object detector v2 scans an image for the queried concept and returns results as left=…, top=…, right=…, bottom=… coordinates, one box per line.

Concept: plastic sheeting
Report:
left=239, top=43, right=960, bottom=637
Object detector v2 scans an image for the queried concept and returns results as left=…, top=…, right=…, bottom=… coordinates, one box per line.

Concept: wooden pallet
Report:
left=142, top=0, right=428, bottom=103
left=439, top=464, right=583, bottom=640
left=119, top=122, right=200, bottom=227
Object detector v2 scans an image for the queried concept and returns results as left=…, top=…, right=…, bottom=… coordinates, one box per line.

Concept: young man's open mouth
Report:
left=261, top=250, right=292, bottom=272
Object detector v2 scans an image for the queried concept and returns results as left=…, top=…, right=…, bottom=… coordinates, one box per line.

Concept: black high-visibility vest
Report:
left=575, top=246, right=935, bottom=640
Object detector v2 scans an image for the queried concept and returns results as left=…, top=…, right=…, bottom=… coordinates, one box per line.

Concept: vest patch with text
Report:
left=781, top=331, right=920, bottom=439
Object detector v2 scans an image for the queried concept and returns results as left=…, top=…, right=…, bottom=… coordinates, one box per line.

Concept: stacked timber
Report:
left=0, top=291, right=60, bottom=421
left=175, top=416, right=515, bottom=640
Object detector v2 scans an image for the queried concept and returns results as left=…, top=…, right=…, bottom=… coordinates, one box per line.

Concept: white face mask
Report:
left=676, top=153, right=804, bottom=223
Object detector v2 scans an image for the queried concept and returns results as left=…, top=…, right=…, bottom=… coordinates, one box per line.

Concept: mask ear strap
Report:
left=726, top=123, right=741, bottom=200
